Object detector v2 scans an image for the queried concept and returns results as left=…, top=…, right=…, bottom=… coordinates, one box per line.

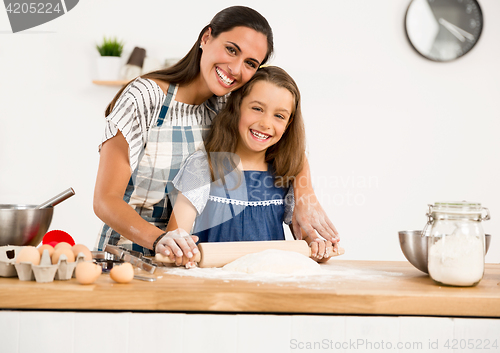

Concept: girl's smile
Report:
left=236, top=80, right=294, bottom=160
left=250, top=129, right=272, bottom=140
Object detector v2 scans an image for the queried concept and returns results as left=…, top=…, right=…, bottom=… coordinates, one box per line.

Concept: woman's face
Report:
left=199, top=26, right=268, bottom=97
left=236, top=80, right=294, bottom=156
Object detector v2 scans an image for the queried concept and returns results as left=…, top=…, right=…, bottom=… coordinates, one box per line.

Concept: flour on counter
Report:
left=157, top=253, right=404, bottom=286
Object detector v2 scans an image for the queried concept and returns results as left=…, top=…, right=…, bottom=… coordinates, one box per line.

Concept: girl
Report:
left=94, top=6, right=338, bottom=257
left=156, top=66, right=336, bottom=267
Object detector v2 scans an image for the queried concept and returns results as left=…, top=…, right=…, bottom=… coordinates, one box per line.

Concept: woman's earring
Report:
left=199, top=44, right=203, bottom=49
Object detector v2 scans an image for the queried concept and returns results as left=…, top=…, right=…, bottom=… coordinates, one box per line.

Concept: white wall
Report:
left=2, top=311, right=500, bottom=353
left=1, top=0, right=499, bottom=262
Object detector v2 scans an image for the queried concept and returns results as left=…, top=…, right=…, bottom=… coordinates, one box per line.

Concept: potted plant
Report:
left=95, top=37, right=124, bottom=81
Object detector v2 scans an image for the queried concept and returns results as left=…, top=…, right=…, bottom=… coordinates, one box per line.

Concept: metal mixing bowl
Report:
left=399, top=230, right=491, bottom=273
left=0, top=205, right=53, bottom=246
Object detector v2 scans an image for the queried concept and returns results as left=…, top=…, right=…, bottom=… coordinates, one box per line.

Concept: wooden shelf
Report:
left=92, top=80, right=129, bottom=86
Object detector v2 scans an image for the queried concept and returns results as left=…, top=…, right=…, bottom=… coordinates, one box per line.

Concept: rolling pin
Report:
left=155, top=240, right=345, bottom=268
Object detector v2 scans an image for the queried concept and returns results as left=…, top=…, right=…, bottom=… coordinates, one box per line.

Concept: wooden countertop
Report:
left=1, top=260, right=499, bottom=317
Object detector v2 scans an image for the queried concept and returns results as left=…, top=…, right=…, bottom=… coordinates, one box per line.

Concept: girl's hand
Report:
left=292, top=191, right=340, bottom=244
left=155, top=228, right=200, bottom=268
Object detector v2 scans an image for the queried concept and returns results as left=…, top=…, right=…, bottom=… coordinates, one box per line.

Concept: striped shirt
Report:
left=95, top=78, right=227, bottom=255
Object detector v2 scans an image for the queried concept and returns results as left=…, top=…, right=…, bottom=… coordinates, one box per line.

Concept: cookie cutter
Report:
left=103, top=244, right=157, bottom=274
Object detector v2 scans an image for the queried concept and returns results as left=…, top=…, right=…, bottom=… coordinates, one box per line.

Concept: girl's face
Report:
left=236, top=80, right=294, bottom=156
left=199, top=26, right=268, bottom=97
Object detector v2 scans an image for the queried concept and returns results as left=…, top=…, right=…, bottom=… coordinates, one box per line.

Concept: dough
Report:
left=222, top=249, right=322, bottom=275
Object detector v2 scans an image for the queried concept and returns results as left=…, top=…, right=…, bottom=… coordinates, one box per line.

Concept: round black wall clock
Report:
left=405, top=0, right=483, bottom=62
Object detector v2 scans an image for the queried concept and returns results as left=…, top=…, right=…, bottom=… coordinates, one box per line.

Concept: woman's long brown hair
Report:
left=204, top=66, right=305, bottom=188
left=104, top=6, right=273, bottom=116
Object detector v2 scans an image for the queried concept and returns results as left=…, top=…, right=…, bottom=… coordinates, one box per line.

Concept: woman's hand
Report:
left=292, top=158, right=339, bottom=244
left=305, top=237, right=339, bottom=263
left=292, top=189, right=340, bottom=244
left=155, top=228, right=200, bottom=268
left=298, top=222, right=340, bottom=263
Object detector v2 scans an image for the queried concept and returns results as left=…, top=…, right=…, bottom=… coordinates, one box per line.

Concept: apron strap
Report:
left=156, top=84, right=177, bottom=127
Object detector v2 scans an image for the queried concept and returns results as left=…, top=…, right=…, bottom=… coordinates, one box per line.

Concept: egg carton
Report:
left=0, top=246, right=86, bottom=283
left=0, top=245, right=23, bottom=277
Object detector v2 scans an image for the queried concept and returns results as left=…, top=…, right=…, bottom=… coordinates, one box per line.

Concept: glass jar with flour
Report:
left=424, top=201, right=490, bottom=287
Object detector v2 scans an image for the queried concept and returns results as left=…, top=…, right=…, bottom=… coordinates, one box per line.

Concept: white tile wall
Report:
left=237, top=314, right=292, bottom=353
left=73, top=312, right=130, bottom=352
left=0, top=311, right=499, bottom=353
left=128, top=312, right=185, bottom=351
left=399, top=316, right=454, bottom=352
left=345, top=316, right=400, bottom=352
left=183, top=314, right=238, bottom=352
left=0, top=310, right=20, bottom=352
left=453, top=318, right=500, bottom=353
left=18, top=311, right=75, bottom=353
left=290, top=315, right=346, bottom=352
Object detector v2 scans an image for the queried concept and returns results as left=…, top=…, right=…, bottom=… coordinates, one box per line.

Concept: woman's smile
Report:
left=215, top=67, right=235, bottom=87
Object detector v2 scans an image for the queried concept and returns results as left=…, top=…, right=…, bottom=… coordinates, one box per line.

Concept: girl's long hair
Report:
left=204, top=66, right=305, bottom=188
left=105, top=6, right=273, bottom=116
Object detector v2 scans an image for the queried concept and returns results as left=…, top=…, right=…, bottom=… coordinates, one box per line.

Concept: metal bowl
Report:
left=398, top=230, right=491, bottom=274
left=0, top=205, right=53, bottom=247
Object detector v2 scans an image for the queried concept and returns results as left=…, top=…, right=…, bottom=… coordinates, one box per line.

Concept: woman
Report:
left=93, top=6, right=338, bottom=256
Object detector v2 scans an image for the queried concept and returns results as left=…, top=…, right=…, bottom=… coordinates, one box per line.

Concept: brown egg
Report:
left=72, top=244, right=92, bottom=261
left=109, top=262, right=134, bottom=283
left=75, top=262, right=102, bottom=284
left=37, top=244, right=54, bottom=257
left=16, top=246, right=41, bottom=265
left=95, top=263, right=102, bottom=276
left=54, top=242, right=72, bottom=251
left=51, top=247, right=75, bottom=264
